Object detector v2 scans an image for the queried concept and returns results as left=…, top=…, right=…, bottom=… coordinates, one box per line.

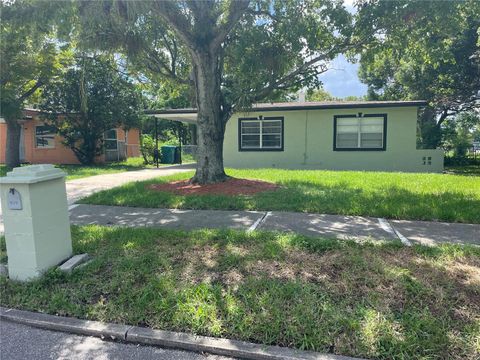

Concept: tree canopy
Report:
left=355, top=0, right=480, bottom=147
left=77, top=0, right=357, bottom=182
left=39, top=55, right=142, bottom=164
left=0, top=0, right=74, bottom=167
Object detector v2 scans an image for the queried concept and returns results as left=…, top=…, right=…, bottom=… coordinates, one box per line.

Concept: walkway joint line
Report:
left=378, top=218, right=412, bottom=246
left=247, top=211, right=271, bottom=233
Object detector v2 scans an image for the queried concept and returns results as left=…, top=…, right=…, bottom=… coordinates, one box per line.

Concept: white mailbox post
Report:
left=0, top=164, right=72, bottom=281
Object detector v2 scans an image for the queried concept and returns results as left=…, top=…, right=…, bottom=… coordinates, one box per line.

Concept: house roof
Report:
left=145, top=100, right=427, bottom=123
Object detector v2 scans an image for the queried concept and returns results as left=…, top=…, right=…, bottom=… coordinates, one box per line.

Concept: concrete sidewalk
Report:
left=69, top=204, right=480, bottom=246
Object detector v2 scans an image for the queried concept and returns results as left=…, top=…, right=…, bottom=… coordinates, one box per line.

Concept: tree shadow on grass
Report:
left=2, top=227, right=479, bottom=359
left=250, top=179, right=480, bottom=223
left=81, top=174, right=480, bottom=224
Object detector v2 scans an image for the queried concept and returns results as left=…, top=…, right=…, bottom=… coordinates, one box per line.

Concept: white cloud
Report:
left=319, top=54, right=368, bottom=98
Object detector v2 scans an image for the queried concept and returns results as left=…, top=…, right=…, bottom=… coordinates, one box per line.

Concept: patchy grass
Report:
left=81, top=168, right=480, bottom=223
left=1, top=157, right=157, bottom=180
left=1, top=157, right=151, bottom=180
left=0, top=236, right=6, bottom=264
left=1, top=226, right=478, bottom=359
left=57, top=157, right=154, bottom=180
left=1, top=156, right=195, bottom=180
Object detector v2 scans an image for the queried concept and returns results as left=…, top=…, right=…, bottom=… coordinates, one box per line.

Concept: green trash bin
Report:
left=161, top=146, right=175, bottom=164
left=161, top=146, right=182, bottom=164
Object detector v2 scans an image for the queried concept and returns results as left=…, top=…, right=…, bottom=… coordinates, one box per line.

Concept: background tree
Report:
left=441, top=111, right=480, bottom=161
left=140, top=80, right=194, bottom=159
left=78, top=0, right=356, bottom=183
left=39, top=55, right=142, bottom=164
left=306, top=88, right=335, bottom=101
left=306, top=88, right=368, bottom=102
left=355, top=0, right=480, bottom=148
left=0, top=0, right=73, bottom=167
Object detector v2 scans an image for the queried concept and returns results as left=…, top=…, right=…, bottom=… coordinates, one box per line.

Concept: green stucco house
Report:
left=150, top=101, right=444, bottom=172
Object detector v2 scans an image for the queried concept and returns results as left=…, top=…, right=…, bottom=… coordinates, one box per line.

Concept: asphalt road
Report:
left=0, top=320, right=234, bottom=360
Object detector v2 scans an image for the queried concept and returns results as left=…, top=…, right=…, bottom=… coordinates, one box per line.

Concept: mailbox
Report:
left=0, top=164, right=72, bottom=281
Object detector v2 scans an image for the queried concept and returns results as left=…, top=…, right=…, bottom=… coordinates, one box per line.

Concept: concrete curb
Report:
left=0, top=307, right=362, bottom=360
left=0, top=307, right=130, bottom=340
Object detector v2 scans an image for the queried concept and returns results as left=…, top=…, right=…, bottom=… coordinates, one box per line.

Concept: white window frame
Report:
left=35, top=125, right=56, bottom=149
left=239, top=117, right=284, bottom=151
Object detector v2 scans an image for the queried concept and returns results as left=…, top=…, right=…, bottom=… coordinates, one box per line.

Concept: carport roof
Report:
left=145, top=100, right=427, bottom=123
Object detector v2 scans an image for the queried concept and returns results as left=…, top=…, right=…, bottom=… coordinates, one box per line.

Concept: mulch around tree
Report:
left=147, top=177, right=279, bottom=196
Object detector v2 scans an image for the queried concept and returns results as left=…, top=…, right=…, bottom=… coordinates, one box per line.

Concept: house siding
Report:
left=0, top=114, right=141, bottom=165
left=223, top=106, right=444, bottom=172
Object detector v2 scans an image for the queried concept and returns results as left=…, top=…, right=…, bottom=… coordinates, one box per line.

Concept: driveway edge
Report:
left=0, top=307, right=361, bottom=360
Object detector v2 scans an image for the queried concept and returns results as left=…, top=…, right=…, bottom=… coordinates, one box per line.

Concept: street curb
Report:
left=0, top=307, right=362, bottom=360
left=0, top=307, right=129, bottom=340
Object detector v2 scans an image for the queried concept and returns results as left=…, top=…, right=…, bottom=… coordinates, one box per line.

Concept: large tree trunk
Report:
left=190, top=50, right=228, bottom=184
left=5, top=118, right=21, bottom=168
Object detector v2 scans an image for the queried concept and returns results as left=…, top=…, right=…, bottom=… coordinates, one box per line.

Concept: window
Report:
left=334, top=114, right=386, bottom=151
left=35, top=125, right=56, bottom=148
left=104, top=129, right=118, bottom=151
left=239, top=117, right=283, bottom=151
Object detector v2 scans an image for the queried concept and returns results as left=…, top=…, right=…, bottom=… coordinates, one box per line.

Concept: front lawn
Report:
left=57, top=157, right=153, bottom=180
left=1, top=157, right=161, bottom=180
left=1, top=226, right=478, bottom=359
left=81, top=168, right=480, bottom=223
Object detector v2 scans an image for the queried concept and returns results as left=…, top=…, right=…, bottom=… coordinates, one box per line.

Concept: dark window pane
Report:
left=262, top=121, right=282, bottom=134
left=360, top=133, right=383, bottom=148
left=35, top=126, right=55, bottom=148
left=336, top=133, right=358, bottom=148
left=105, top=129, right=117, bottom=139
left=262, top=134, right=281, bottom=147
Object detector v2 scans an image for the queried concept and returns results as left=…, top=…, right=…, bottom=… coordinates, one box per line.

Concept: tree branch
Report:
left=143, top=47, right=190, bottom=85
left=211, top=0, right=250, bottom=50
left=249, top=42, right=356, bottom=102
left=246, top=8, right=278, bottom=22
left=252, top=57, right=330, bottom=102
left=18, top=79, right=44, bottom=102
left=153, top=1, right=195, bottom=48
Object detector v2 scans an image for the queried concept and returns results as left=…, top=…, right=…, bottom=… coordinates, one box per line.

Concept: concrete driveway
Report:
left=65, top=164, right=195, bottom=205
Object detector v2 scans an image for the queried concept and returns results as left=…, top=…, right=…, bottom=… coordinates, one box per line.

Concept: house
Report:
left=0, top=109, right=141, bottom=165
left=149, top=100, right=444, bottom=172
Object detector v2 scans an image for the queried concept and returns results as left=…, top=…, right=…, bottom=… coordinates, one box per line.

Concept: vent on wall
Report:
left=422, top=156, right=432, bottom=165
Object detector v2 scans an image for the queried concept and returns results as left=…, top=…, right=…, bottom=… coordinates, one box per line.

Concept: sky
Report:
left=317, top=0, right=368, bottom=98
left=319, top=55, right=368, bottom=98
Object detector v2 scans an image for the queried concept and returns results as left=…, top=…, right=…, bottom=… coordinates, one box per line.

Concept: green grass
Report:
left=0, top=157, right=152, bottom=180
left=57, top=157, right=154, bottom=180
left=1, top=155, right=195, bottom=180
left=1, top=226, right=479, bottom=359
left=81, top=168, right=480, bottom=223
left=0, top=165, right=7, bottom=177
left=1, top=157, right=176, bottom=180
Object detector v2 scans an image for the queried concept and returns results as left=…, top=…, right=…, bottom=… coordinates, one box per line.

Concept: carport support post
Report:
left=155, top=118, right=159, bottom=168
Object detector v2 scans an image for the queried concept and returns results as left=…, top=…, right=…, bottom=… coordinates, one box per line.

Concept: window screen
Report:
left=335, top=115, right=385, bottom=150
left=240, top=118, right=283, bottom=150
